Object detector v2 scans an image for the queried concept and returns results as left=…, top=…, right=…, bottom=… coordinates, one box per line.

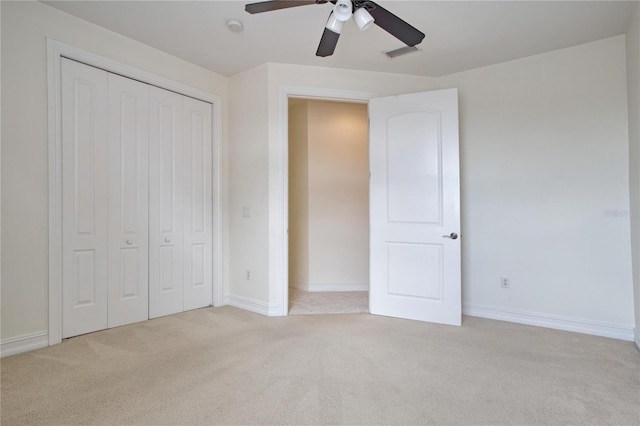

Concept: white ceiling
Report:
left=43, top=0, right=637, bottom=77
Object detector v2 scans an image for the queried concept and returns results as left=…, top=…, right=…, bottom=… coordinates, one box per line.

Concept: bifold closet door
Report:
left=107, top=73, right=150, bottom=328
left=148, top=88, right=214, bottom=318
left=183, top=97, right=213, bottom=311
left=149, top=87, right=185, bottom=318
left=62, top=59, right=214, bottom=334
left=62, top=60, right=150, bottom=336
left=61, top=58, right=109, bottom=338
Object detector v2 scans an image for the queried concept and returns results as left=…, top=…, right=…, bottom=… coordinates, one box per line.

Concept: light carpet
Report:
left=288, top=289, right=369, bottom=315
left=1, top=306, right=639, bottom=425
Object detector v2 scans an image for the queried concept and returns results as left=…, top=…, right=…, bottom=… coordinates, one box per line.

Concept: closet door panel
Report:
left=183, top=98, right=213, bottom=310
left=61, top=58, right=109, bottom=338
left=107, top=73, right=150, bottom=328
left=149, top=87, right=184, bottom=318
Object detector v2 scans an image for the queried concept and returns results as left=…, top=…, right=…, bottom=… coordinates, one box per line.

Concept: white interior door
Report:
left=107, top=73, right=150, bottom=328
left=369, top=89, right=461, bottom=326
left=61, top=58, right=109, bottom=338
left=149, top=86, right=184, bottom=318
left=182, top=97, right=213, bottom=310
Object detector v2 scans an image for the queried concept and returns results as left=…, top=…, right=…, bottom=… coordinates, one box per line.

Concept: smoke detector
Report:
left=226, top=19, right=244, bottom=33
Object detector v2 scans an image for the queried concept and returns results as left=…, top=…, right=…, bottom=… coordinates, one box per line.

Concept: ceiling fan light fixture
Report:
left=333, top=0, right=352, bottom=22
left=325, top=12, right=344, bottom=34
left=353, top=7, right=374, bottom=31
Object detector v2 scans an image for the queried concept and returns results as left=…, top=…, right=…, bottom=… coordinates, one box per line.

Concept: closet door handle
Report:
left=126, top=240, right=133, bottom=245
left=164, top=237, right=171, bottom=243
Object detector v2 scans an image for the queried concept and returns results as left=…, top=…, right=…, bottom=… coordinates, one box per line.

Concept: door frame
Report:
left=275, top=87, right=378, bottom=316
left=47, top=40, right=224, bottom=345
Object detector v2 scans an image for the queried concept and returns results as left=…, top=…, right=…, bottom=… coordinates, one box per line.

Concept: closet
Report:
left=61, top=58, right=213, bottom=338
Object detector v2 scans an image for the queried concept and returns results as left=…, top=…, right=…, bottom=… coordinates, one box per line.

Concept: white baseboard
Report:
left=635, top=329, right=640, bottom=351
left=1, top=331, right=49, bottom=358
left=224, top=295, right=280, bottom=317
left=463, top=303, right=635, bottom=341
left=289, top=281, right=369, bottom=292
left=290, top=280, right=309, bottom=292
left=307, top=281, right=369, bottom=292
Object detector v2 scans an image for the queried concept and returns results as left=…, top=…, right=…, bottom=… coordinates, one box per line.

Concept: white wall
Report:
left=626, top=3, right=640, bottom=347
left=307, top=101, right=369, bottom=290
left=288, top=101, right=309, bottom=290
left=437, top=35, right=634, bottom=338
left=288, top=100, right=369, bottom=292
left=226, top=65, right=271, bottom=311
left=0, top=1, right=228, bottom=342
left=228, top=37, right=636, bottom=338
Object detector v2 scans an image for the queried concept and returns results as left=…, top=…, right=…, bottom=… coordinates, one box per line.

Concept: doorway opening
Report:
left=278, top=87, right=461, bottom=324
left=287, top=97, right=369, bottom=315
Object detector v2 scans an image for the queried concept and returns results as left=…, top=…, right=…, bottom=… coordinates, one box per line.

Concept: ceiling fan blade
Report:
left=316, top=27, right=340, bottom=57
left=245, top=1, right=318, bottom=14
left=365, top=1, right=425, bottom=47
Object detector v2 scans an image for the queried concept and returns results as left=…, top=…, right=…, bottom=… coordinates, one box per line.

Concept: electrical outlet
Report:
left=501, top=277, right=510, bottom=289
left=245, top=269, right=251, bottom=280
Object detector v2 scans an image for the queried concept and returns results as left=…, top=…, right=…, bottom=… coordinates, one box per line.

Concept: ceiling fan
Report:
left=245, top=0, right=425, bottom=57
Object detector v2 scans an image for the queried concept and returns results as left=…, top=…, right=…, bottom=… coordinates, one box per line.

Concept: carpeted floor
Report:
left=1, top=306, right=639, bottom=425
left=288, top=289, right=369, bottom=315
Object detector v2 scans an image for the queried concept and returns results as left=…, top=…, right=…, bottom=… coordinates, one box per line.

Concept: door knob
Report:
left=442, top=232, right=458, bottom=240
left=164, top=237, right=171, bottom=243
left=126, top=240, right=133, bottom=245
